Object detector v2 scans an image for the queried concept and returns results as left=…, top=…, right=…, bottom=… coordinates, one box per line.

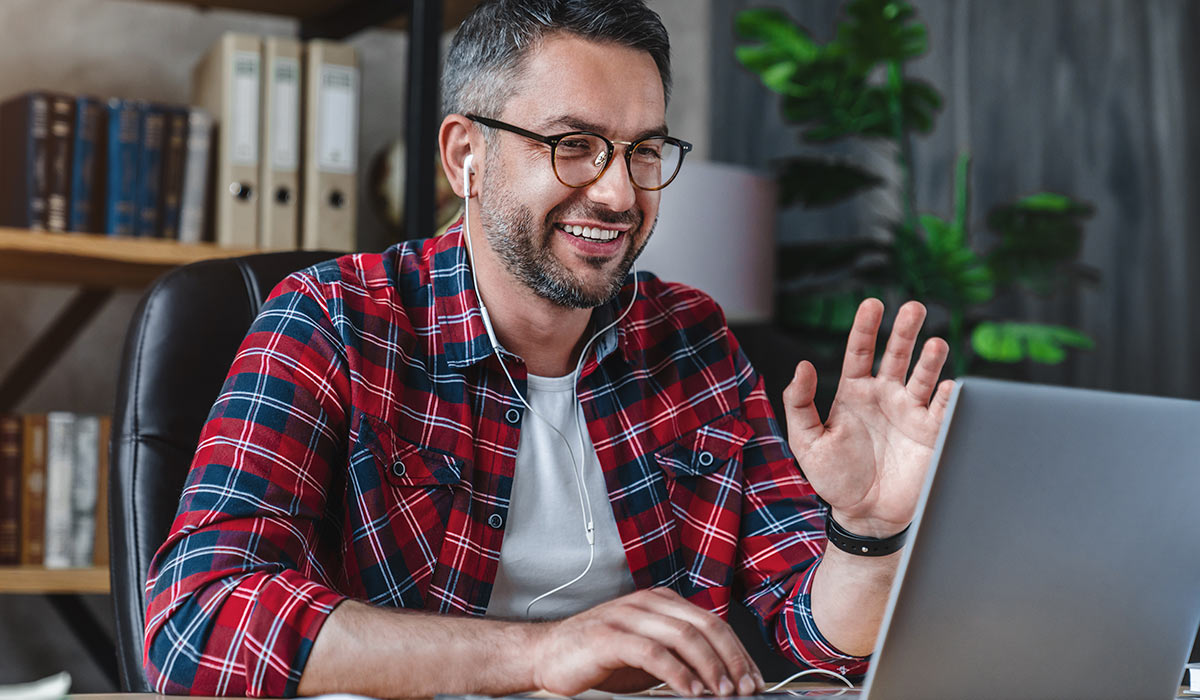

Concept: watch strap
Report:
left=825, top=513, right=910, bottom=556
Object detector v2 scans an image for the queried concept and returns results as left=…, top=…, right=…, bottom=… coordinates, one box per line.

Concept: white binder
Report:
left=259, top=36, right=302, bottom=250
left=301, top=39, right=359, bottom=252
left=192, top=32, right=261, bottom=248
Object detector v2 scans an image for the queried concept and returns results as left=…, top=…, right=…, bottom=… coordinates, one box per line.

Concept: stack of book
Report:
left=0, top=413, right=111, bottom=569
left=0, top=92, right=213, bottom=242
left=0, top=31, right=362, bottom=252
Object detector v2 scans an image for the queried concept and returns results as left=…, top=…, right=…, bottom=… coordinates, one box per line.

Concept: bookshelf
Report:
left=0, top=566, right=110, bottom=594
left=0, top=0, right=479, bottom=685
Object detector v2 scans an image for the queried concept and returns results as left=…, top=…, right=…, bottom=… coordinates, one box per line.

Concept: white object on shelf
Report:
left=0, top=672, right=70, bottom=700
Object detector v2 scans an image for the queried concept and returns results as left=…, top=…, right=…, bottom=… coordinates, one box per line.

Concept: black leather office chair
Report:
left=109, top=250, right=339, bottom=691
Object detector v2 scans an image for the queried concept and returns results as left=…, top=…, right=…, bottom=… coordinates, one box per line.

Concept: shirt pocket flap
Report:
left=655, top=413, right=753, bottom=478
left=356, top=412, right=463, bottom=487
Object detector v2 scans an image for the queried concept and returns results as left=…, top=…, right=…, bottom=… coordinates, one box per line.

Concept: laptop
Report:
left=443, top=378, right=1200, bottom=700
left=843, top=377, right=1200, bottom=700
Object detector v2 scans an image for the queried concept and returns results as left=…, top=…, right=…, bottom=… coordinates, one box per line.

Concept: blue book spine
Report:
left=133, top=104, right=166, bottom=237
left=68, top=97, right=102, bottom=232
left=103, top=98, right=141, bottom=236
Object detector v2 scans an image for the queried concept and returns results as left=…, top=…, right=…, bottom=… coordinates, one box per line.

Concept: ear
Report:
left=440, top=114, right=481, bottom=199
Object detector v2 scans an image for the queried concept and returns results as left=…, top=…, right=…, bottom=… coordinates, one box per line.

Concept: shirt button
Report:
left=391, top=461, right=407, bottom=478
left=505, top=408, right=521, bottom=424
left=488, top=513, right=504, bottom=529
left=698, top=450, right=715, bottom=467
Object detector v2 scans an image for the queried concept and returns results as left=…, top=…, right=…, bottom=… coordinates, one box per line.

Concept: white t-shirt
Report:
left=485, top=371, right=637, bottom=620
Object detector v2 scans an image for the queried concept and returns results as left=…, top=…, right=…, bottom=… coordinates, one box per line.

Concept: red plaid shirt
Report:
left=143, top=224, right=867, bottom=696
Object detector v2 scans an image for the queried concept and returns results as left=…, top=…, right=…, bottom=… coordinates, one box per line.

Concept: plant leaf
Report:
left=986, top=192, right=1095, bottom=294
left=774, top=157, right=885, bottom=208
left=971, top=322, right=1095, bottom=364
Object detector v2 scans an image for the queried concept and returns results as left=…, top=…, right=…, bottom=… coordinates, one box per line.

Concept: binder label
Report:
left=317, top=64, right=359, bottom=174
left=271, top=57, right=300, bottom=171
left=230, top=50, right=261, bottom=166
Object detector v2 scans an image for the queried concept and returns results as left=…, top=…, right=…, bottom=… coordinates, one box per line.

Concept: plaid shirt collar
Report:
left=429, top=220, right=635, bottom=371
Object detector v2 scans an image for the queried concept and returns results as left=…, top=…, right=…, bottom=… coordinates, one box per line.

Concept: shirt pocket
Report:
left=654, top=413, right=754, bottom=592
left=347, top=412, right=464, bottom=607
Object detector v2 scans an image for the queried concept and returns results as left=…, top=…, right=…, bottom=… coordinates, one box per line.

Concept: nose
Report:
left=585, top=153, right=637, bottom=212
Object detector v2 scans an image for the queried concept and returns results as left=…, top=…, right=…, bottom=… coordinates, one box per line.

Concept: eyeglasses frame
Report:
left=465, top=114, right=693, bottom=192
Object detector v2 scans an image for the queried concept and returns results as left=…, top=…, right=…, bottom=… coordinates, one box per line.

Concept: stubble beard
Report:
left=478, top=172, right=653, bottom=310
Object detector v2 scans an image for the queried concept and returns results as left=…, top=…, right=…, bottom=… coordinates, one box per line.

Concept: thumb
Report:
left=782, top=360, right=824, bottom=454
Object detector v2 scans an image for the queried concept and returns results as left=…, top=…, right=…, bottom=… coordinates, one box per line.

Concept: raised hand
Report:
left=782, top=298, right=953, bottom=538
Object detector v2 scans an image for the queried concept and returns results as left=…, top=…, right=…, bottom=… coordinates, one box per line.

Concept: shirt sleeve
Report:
left=728, top=332, right=871, bottom=677
left=143, top=272, right=351, bottom=697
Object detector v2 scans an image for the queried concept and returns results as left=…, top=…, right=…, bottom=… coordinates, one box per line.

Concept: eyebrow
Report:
left=540, top=114, right=670, bottom=141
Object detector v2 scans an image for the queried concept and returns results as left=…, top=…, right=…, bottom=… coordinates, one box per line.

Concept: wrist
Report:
left=825, top=510, right=910, bottom=557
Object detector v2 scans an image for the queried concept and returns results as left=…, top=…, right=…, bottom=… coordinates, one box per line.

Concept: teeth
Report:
left=564, top=224, right=620, bottom=241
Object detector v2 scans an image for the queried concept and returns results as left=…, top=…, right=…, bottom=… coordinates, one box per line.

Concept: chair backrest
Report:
left=109, top=250, right=339, bottom=692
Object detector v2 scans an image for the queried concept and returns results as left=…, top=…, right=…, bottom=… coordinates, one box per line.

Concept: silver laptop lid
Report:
left=862, top=377, right=1200, bottom=700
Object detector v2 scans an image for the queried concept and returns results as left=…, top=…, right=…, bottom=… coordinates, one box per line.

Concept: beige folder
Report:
left=192, top=32, right=261, bottom=248
left=301, top=39, right=359, bottom=252
left=259, top=36, right=302, bottom=250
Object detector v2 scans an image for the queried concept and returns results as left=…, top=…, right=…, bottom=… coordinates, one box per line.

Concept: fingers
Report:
left=614, top=635, right=706, bottom=697
left=639, top=588, right=763, bottom=694
left=782, top=360, right=823, bottom=452
left=905, top=337, right=949, bottom=405
left=928, top=379, right=955, bottom=424
left=841, top=298, right=885, bottom=380
left=877, top=301, right=927, bottom=382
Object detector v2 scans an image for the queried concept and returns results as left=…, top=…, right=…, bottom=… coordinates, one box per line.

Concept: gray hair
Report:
left=442, top=0, right=672, bottom=120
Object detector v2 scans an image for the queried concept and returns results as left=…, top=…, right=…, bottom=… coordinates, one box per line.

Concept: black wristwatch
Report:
left=825, top=513, right=910, bottom=557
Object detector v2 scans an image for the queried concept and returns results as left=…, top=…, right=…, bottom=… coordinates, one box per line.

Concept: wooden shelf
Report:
left=0, top=229, right=258, bottom=288
left=130, top=0, right=480, bottom=32
left=0, top=566, right=110, bottom=594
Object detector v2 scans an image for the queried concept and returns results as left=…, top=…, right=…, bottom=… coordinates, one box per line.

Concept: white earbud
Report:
left=462, top=154, right=474, bottom=196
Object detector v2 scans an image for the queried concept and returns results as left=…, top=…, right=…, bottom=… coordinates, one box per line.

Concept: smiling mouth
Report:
left=558, top=223, right=624, bottom=243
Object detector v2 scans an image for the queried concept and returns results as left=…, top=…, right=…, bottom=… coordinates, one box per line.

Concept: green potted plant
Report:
left=735, top=0, right=1098, bottom=377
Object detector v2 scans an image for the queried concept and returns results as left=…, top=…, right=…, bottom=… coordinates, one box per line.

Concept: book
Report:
left=0, top=92, right=51, bottom=229
left=192, top=32, right=262, bottom=247
left=133, top=105, right=167, bottom=237
left=177, top=107, right=214, bottom=243
left=93, top=415, right=111, bottom=567
left=69, top=414, right=100, bottom=567
left=68, top=96, right=105, bottom=233
left=103, top=98, right=142, bottom=236
left=0, top=415, right=21, bottom=565
left=301, top=40, right=360, bottom=251
left=45, top=94, right=76, bottom=233
left=43, top=412, right=75, bottom=569
left=158, top=107, right=189, bottom=240
left=19, top=414, right=47, bottom=565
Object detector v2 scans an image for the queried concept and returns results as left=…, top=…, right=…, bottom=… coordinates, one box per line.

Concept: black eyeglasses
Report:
left=466, top=114, right=692, bottom=191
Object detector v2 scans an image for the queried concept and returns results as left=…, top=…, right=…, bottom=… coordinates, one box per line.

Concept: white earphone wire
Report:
left=460, top=156, right=640, bottom=618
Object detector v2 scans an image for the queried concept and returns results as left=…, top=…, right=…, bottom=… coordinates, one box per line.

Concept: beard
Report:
left=477, top=171, right=653, bottom=309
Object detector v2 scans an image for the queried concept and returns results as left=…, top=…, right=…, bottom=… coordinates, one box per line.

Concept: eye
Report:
left=556, top=136, right=594, bottom=157
left=631, top=142, right=663, bottom=162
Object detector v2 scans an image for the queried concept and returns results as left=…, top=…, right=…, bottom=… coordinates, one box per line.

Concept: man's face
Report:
left=476, top=34, right=667, bottom=309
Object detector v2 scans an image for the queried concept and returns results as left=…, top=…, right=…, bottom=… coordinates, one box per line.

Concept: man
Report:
left=143, top=1, right=952, bottom=697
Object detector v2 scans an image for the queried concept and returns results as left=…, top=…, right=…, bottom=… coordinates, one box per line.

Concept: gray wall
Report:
left=0, top=0, right=712, bottom=689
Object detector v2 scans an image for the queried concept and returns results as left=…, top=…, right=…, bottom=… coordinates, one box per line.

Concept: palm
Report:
left=783, top=299, right=953, bottom=535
